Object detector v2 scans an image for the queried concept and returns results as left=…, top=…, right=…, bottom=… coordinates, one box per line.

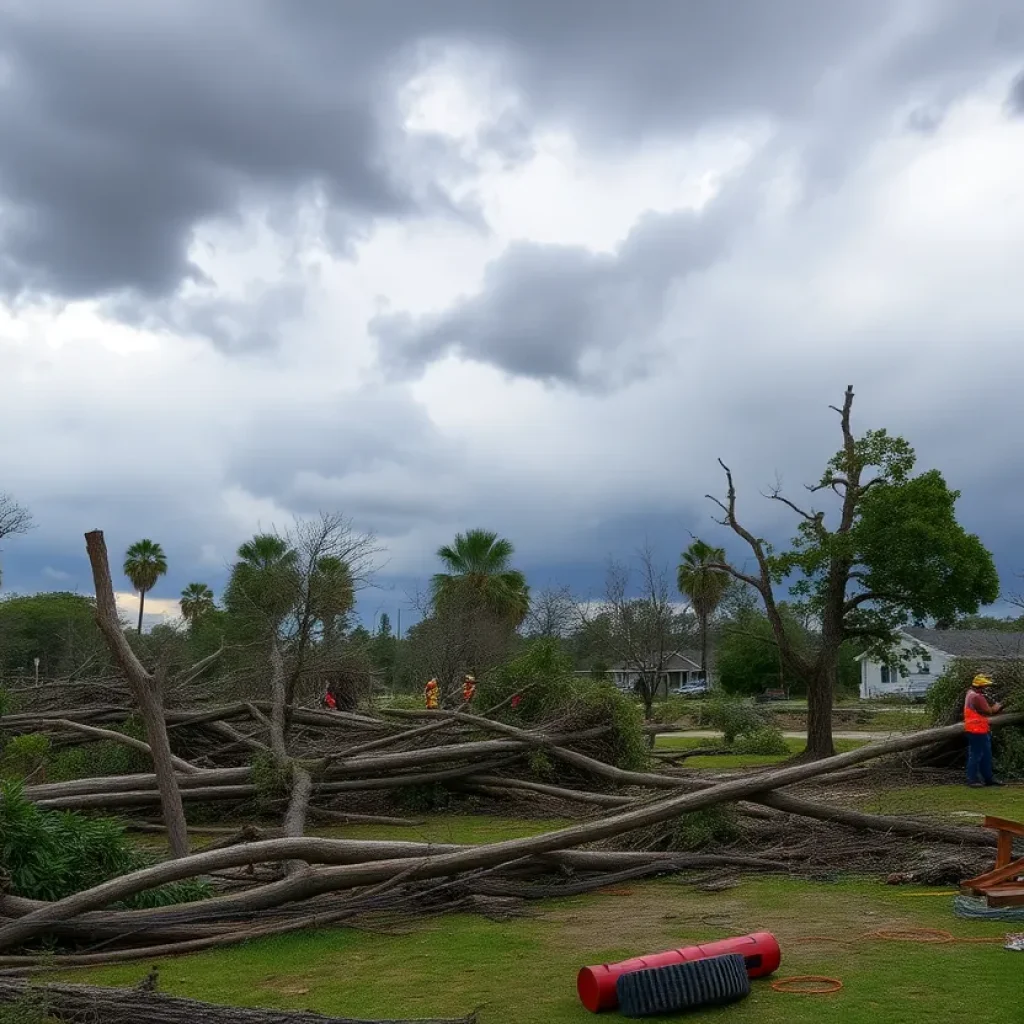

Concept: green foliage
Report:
left=481, top=639, right=647, bottom=770
left=0, top=992, right=50, bottom=1024
left=853, top=470, right=999, bottom=636
left=994, top=729, right=1024, bottom=780
left=180, top=582, right=216, bottom=627
left=669, top=807, right=740, bottom=850
left=0, top=734, right=50, bottom=780
left=732, top=726, right=789, bottom=756
left=224, top=534, right=301, bottom=624
left=431, top=529, right=530, bottom=627
left=123, top=539, right=168, bottom=595
left=250, top=752, right=292, bottom=803
left=648, top=696, right=693, bottom=725
left=0, top=687, right=12, bottom=718
left=699, top=693, right=765, bottom=744
left=0, top=783, right=209, bottom=907
left=391, top=783, right=454, bottom=813
left=0, top=592, right=108, bottom=679
left=47, top=737, right=149, bottom=783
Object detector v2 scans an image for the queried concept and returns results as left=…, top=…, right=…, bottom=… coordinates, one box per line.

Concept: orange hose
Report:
left=862, top=928, right=954, bottom=943
left=772, top=975, right=843, bottom=995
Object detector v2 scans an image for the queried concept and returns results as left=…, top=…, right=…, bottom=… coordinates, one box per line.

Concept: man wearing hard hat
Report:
left=963, top=674, right=1005, bottom=788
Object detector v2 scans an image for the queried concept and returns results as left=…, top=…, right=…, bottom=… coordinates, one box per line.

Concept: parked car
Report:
left=674, top=680, right=709, bottom=697
left=755, top=688, right=789, bottom=703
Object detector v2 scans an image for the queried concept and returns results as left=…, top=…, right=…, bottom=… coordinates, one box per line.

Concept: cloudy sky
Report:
left=2, top=0, right=1023, bottom=629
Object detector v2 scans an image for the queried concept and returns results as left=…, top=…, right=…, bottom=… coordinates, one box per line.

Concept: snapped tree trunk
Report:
left=85, top=530, right=190, bottom=859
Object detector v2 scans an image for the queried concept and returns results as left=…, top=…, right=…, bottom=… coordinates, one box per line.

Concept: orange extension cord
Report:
left=772, top=928, right=1005, bottom=995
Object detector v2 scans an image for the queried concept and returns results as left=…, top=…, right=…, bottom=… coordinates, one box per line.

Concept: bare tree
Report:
left=523, top=585, right=577, bottom=639
left=589, top=544, right=693, bottom=720
left=404, top=585, right=513, bottom=703
left=84, top=530, right=219, bottom=858
left=0, top=493, right=33, bottom=588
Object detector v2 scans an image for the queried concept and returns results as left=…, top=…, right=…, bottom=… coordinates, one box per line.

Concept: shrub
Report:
left=0, top=782, right=210, bottom=907
left=699, top=694, right=765, bottom=744
left=391, top=782, right=454, bottom=813
left=480, top=639, right=647, bottom=770
left=648, top=697, right=692, bottom=725
left=732, top=727, right=789, bottom=756
left=0, top=734, right=51, bottom=780
left=671, top=807, right=741, bottom=850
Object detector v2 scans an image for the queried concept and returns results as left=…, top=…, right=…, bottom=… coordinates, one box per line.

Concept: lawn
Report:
left=62, top=876, right=1021, bottom=1023
left=655, top=735, right=869, bottom=769
left=858, top=783, right=1024, bottom=822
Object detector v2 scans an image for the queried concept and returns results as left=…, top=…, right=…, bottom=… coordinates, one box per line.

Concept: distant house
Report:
left=858, top=627, right=1024, bottom=700
left=608, top=650, right=711, bottom=697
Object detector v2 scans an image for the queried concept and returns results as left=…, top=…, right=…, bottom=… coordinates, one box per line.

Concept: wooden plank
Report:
left=960, top=856, right=1024, bottom=892
left=983, top=816, right=1024, bottom=838
left=997, top=830, right=1014, bottom=868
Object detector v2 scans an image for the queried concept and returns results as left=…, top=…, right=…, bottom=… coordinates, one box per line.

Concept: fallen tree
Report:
left=0, top=978, right=475, bottom=1024
left=0, top=712, right=1018, bottom=964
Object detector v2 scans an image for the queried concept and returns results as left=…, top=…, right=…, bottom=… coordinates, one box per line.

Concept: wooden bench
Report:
left=960, top=817, right=1024, bottom=907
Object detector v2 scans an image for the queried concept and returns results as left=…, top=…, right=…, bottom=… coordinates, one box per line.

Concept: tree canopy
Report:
left=678, top=539, right=729, bottom=678
left=709, top=386, right=998, bottom=758
left=179, top=583, right=216, bottom=628
left=431, top=529, right=530, bottom=627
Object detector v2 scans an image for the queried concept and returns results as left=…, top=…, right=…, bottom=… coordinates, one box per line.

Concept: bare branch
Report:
left=0, top=493, right=33, bottom=542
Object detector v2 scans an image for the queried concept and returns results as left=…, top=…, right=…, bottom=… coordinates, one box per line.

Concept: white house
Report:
left=859, top=627, right=1024, bottom=700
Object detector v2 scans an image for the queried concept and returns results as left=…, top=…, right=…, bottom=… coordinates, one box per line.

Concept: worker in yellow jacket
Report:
left=424, top=678, right=440, bottom=710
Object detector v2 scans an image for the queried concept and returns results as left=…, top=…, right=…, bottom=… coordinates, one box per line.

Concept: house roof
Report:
left=902, top=627, right=1024, bottom=660
left=609, top=650, right=706, bottom=673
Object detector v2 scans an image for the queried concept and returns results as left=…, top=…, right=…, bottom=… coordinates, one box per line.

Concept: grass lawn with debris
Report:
left=61, top=875, right=1020, bottom=1023
left=654, top=735, right=869, bottom=769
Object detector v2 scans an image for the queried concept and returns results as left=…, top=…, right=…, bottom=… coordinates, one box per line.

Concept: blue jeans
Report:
left=966, top=732, right=994, bottom=785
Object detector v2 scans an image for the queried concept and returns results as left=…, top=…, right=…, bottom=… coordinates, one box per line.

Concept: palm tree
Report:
left=224, top=533, right=300, bottom=623
left=677, top=539, right=729, bottom=682
left=431, top=529, right=530, bottom=626
left=180, top=582, right=216, bottom=628
left=123, top=539, right=169, bottom=635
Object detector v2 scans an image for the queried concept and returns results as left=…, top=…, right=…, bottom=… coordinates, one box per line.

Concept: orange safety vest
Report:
left=964, top=692, right=990, bottom=734
left=462, top=681, right=476, bottom=702
left=425, top=681, right=439, bottom=710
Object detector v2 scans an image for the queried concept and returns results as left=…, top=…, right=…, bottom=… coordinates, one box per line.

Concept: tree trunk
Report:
left=700, top=612, right=708, bottom=680
left=804, top=656, right=837, bottom=760
left=137, top=590, right=146, bottom=634
left=85, top=531, right=190, bottom=859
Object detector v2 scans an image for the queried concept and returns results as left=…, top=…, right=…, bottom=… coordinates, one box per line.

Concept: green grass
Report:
left=60, top=876, right=1020, bottom=1024
left=655, top=736, right=869, bottom=768
left=858, top=783, right=1024, bottom=822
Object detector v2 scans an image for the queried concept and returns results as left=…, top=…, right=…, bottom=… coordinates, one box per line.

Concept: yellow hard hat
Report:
left=972, top=674, right=994, bottom=687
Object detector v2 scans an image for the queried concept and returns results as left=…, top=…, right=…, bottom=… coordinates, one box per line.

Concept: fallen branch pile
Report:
left=1, top=704, right=1020, bottom=970
left=0, top=977, right=475, bottom=1024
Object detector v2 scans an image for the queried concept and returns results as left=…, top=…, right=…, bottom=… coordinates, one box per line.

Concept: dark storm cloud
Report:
left=3, top=0, right=1017, bottom=311
left=371, top=180, right=751, bottom=387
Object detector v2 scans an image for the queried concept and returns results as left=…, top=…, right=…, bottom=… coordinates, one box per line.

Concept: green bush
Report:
left=391, top=782, right=454, bottom=813
left=732, top=727, right=789, bottom=756
left=0, top=992, right=50, bottom=1024
left=648, top=697, right=693, bottom=725
left=699, top=694, right=765, bottom=744
left=0, top=782, right=210, bottom=907
left=994, top=728, right=1024, bottom=780
left=671, top=807, right=741, bottom=850
left=480, top=639, right=647, bottom=770
left=0, top=734, right=51, bottom=780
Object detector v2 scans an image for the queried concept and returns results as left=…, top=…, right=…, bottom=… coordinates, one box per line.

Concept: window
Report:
left=917, top=662, right=930, bottom=675
left=880, top=664, right=895, bottom=685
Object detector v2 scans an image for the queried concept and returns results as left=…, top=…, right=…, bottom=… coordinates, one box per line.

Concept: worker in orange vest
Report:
left=424, top=677, right=440, bottom=710
left=964, top=674, right=1004, bottom=788
left=462, top=674, right=476, bottom=704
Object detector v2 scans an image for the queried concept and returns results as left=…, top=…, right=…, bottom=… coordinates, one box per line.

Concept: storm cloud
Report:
left=1, top=1, right=1023, bottom=625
